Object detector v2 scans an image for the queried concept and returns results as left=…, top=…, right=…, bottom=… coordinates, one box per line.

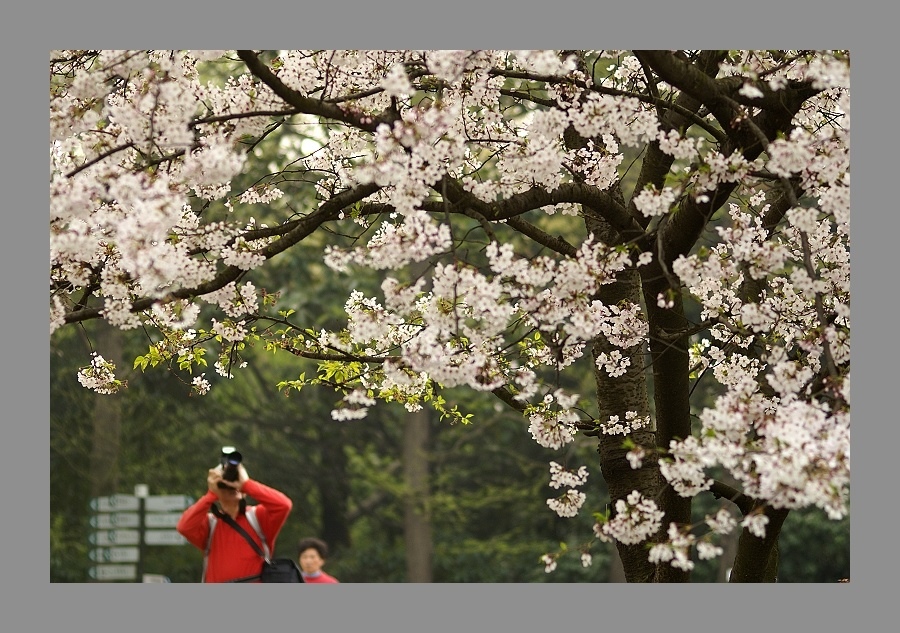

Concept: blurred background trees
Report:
left=50, top=248, right=848, bottom=582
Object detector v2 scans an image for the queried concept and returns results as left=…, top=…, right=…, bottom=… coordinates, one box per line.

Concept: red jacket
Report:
left=177, top=479, right=292, bottom=583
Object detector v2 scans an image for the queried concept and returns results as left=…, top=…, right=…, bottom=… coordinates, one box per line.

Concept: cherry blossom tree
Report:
left=50, top=50, right=850, bottom=582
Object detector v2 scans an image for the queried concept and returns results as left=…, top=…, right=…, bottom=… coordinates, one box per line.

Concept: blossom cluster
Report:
left=332, top=388, right=377, bottom=421
left=546, top=461, right=589, bottom=518
left=596, top=410, right=651, bottom=436
left=76, top=353, right=124, bottom=394
left=667, top=177, right=850, bottom=525
left=648, top=524, right=697, bottom=572
left=593, top=490, right=664, bottom=546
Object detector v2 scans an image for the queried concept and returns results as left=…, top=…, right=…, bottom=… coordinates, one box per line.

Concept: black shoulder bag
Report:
left=212, top=506, right=303, bottom=583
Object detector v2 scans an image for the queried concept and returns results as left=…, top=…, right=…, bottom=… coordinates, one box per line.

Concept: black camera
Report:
left=217, top=446, right=242, bottom=489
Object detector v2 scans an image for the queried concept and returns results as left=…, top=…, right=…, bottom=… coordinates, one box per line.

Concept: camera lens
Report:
left=219, top=447, right=242, bottom=485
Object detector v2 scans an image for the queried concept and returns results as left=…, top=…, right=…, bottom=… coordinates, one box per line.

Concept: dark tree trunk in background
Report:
left=88, top=322, right=124, bottom=499
left=318, top=424, right=352, bottom=550
left=403, top=407, right=433, bottom=582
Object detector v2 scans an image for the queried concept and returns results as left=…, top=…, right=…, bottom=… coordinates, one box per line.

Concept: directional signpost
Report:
left=144, top=513, right=181, bottom=529
left=142, top=574, right=171, bottom=583
left=88, top=484, right=193, bottom=582
left=89, top=547, right=140, bottom=563
left=89, top=564, right=137, bottom=581
left=89, top=529, right=140, bottom=546
left=90, top=512, right=140, bottom=529
left=145, top=495, right=194, bottom=512
left=144, top=530, right=188, bottom=546
left=90, top=494, right=140, bottom=512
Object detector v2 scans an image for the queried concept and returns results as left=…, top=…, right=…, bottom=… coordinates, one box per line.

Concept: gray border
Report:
left=26, top=3, right=884, bottom=630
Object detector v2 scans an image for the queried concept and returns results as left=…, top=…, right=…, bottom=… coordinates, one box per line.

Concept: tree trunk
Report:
left=88, top=322, right=124, bottom=499
left=640, top=257, right=695, bottom=583
left=586, top=213, right=662, bottom=583
left=318, top=423, right=352, bottom=550
left=607, top=545, right=627, bottom=582
left=716, top=473, right=742, bottom=582
left=729, top=505, right=789, bottom=582
left=403, top=407, right=433, bottom=582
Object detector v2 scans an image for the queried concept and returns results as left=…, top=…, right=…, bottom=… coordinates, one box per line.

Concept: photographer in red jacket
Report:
left=177, top=450, right=292, bottom=582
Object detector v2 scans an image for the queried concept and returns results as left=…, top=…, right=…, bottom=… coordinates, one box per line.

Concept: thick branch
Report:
left=492, top=67, right=726, bottom=142
left=504, top=216, right=576, bottom=256
left=637, top=53, right=817, bottom=264
left=627, top=50, right=730, bottom=230
left=439, top=176, right=642, bottom=253
left=709, top=479, right=755, bottom=516
left=494, top=183, right=643, bottom=242
left=236, top=50, right=395, bottom=133
left=636, top=50, right=741, bottom=141
left=490, top=386, right=528, bottom=414
left=256, top=183, right=380, bottom=259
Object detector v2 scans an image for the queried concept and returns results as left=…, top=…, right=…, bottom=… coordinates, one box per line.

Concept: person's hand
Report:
left=207, top=466, right=236, bottom=494
left=235, top=463, right=250, bottom=489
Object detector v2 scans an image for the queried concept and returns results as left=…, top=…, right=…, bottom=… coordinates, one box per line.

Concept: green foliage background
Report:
left=50, top=316, right=848, bottom=582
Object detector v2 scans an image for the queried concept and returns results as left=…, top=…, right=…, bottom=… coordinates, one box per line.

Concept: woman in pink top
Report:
left=297, top=537, right=339, bottom=583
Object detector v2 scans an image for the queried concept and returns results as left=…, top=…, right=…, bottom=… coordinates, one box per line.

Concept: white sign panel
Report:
left=89, top=564, right=137, bottom=581
left=144, top=513, right=182, bottom=529
left=145, top=495, right=193, bottom=512
left=90, top=494, right=140, bottom=512
left=142, top=574, right=171, bottom=583
left=144, top=529, right=187, bottom=546
left=89, top=529, right=140, bottom=546
left=89, top=547, right=140, bottom=563
left=90, top=512, right=140, bottom=529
